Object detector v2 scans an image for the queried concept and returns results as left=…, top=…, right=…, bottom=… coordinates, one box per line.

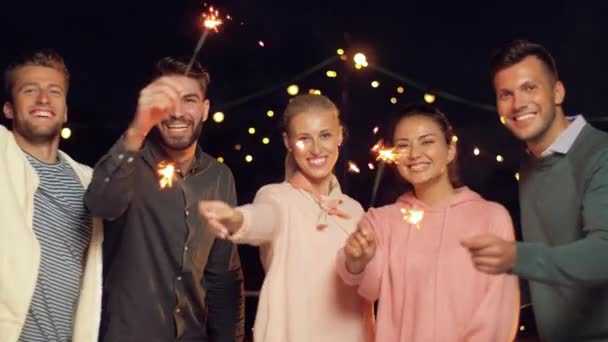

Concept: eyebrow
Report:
left=395, top=133, right=437, bottom=142
left=183, top=92, right=203, bottom=100
left=294, top=128, right=332, bottom=136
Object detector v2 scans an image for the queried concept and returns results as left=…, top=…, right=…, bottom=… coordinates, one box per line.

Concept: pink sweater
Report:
left=231, top=180, right=375, bottom=342
left=337, top=187, right=520, bottom=342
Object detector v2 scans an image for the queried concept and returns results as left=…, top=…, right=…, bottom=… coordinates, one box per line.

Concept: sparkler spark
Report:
left=400, top=208, right=424, bottom=229
left=202, top=6, right=223, bottom=31
left=347, top=161, right=360, bottom=173
left=157, top=161, right=176, bottom=189
left=371, top=140, right=400, bottom=164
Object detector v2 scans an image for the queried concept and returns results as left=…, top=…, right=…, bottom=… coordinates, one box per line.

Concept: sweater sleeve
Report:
left=336, top=208, right=386, bottom=302
left=513, top=150, right=608, bottom=287
left=229, top=185, right=283, bottom=246
left=465, top=204, right=520, bottom=342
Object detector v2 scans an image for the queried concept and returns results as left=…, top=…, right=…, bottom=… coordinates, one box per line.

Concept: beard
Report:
left=151, top=118, right=204, bottom=151
left=12, top=116, right=63, bottom=144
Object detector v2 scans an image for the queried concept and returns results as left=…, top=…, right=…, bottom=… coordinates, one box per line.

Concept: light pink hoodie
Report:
left=337, top=187, right=520, bottom=342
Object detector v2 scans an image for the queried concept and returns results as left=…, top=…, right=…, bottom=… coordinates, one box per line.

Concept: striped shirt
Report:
left=19, top=153, right=92, bottom=342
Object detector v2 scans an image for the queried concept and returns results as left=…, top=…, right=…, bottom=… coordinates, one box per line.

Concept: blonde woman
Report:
left=199, top=94, right=374, bottom=342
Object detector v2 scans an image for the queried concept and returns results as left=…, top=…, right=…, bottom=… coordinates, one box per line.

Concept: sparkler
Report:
left=400, top=208, right=424, bottom=230
left=369, top=140, right=402, bottom=207
left=185, top=6, right=224, bottom=75
left=157, top=161, right=176, bottom=189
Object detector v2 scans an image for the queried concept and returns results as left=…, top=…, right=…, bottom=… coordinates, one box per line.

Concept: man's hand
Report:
left=461, top=234, right=517, bottom=275
left=199, top=200, right=244, bottom=239
left=343, top=220, right=377, bottom=275
left=124, top=76, right=185, bottom=151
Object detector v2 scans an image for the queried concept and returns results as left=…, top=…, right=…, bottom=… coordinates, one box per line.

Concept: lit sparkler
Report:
left=369, top=140, right=402, bottom=207
left=185, top=6, right=225, bottom=75
left=400, top=208, right=424, bottom=230
left=157, top=161, right=176, bottom=189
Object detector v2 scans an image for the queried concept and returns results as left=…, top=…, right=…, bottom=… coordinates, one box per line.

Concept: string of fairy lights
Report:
left=58, top=48, right=521, bottom=183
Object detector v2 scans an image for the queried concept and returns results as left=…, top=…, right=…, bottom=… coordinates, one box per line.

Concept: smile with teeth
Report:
left=31, top=109, right=53, bottom=118
left=308, top=157, right=327, bottom=166
left=165, top=123, right=190, bottom=131
left=407, top=163, right=429, bottom=172
left=513, top=112, right=536, bottom=121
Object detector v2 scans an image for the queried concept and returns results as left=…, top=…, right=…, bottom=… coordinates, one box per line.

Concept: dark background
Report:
left=3, top=1, right=608, bottom=340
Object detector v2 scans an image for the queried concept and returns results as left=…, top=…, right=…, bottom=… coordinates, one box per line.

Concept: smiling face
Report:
left=493, top=56, right=566, bottom=148
left=283, top=108, right=343, bottom=187
left=3, top=65, right=68, bottom=144
left=393, top=115, right=456, bottom=190
left=154, top=74, right=210, bottom=151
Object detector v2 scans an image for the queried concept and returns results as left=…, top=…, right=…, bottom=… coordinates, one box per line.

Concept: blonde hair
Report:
left=281, top=94, right=340, bottom=180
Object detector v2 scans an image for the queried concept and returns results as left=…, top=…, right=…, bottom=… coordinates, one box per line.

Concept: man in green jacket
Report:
left=462, top=40, right=608, bottom=341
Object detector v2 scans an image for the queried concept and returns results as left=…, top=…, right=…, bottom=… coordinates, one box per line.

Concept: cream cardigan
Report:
left=0, top=125, right=103, bottom=342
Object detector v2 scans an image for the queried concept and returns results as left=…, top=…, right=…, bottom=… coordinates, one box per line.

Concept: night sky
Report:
left=2, top=0, right=608, bottom=339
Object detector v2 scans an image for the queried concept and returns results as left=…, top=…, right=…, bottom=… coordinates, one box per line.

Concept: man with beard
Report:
left=0, top=49, right=103, bottom=341
left=85, top=57, right=244, bottom=342
left=462, top=40, right=608, bottom=341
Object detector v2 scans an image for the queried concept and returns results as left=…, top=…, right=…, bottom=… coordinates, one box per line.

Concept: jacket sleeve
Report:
left=84, top=135, right=140, bottom=221
left=204, top=169, right=245, bottom=341
left=465, top=204, right=520, bottom=342
left=513, top=150, right=608, bottom=287
left=228, top=185, right=283, bottom=246
left=336, top=208, right=386, bottom=302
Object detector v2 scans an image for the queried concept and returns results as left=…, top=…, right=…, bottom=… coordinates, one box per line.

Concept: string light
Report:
left=353, top=52, right=367, bottom=65
left=355, top=64, right=363, bottom=70
left=313, top=89, right=321, bottom=95
left=234, top=144, right=242, bottom=151
left=336, top=48, right=344, bottom=56
left=397, top=86, right=405, bottom=94
left=500, top=116, right=506, bottom=125
left=451, top=136, right=459, bottom=143
left=496, top=155, right=504, bottom=163
left=371, top=81, right=380, bottom=88
left=515, top=172, right=520, bottom=181
left=266, top=110, right=274, bottom=118
left=424, top=93, right=436, bottom=103
left=61, top=127, right=72, bottom=140
left=212, top=111, right=224, bottom=123
left=287, top=84, right=299, bottom=96
left=368, top=163, right=375, bottom=170
left=245, top=155, right=253, bottom=163
left=248, top=127, right=256, bottom=134
left=258, top=40, right=265, bottom=47
left=473, top=147, right=480, bottom=156
left=262, top=137, right=270, bottom=144
left=390, top=97, right=397, bottom=104
left=217, top=156, right=224, bottom=163
left=326, top=70, right=337, bottom=78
